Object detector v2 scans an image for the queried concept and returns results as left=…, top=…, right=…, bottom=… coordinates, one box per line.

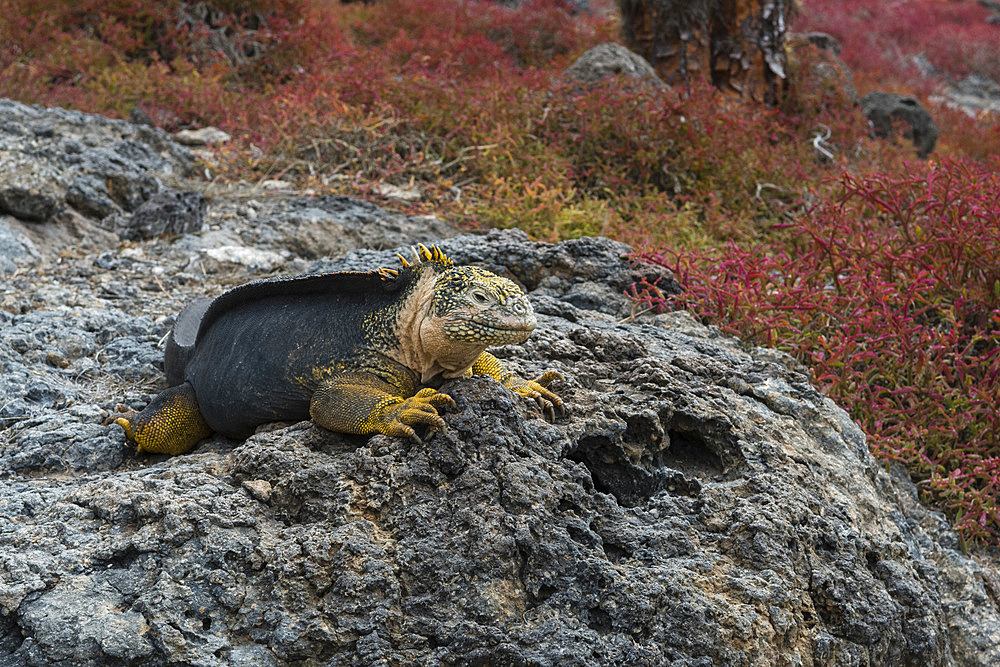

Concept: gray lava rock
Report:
left=564, top=42, right=666, bottom=89
left=947, top=73, right=1000, bottom=114
left=861, top=91, right=940, bottom=158
left=172, top=126, right=232, bottom=146
left=0, top=151, right=66, bottom=221
left=0, top=218, right=40, bottom=274
left=199, top=194, right=459, bottom=261
left=0, top=304, right=164, bottom=474
left=105, top=189, right=208, bottom=240
left=0, top=99, right=195, bottom=222
left=2, top=220, right=1000, bottom=665
left=954, top=73, right=1000, bottom=104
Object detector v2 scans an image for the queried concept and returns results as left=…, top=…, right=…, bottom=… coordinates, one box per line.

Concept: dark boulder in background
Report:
left=102, top=189, right=208, bottom=241
left=1, top=101, right=999, bottom=665
left=861, top=91, right=940, bottom=158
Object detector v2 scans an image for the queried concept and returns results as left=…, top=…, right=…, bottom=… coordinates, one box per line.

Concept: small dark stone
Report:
left=0, top=186, right=62, bottom=222
left=110, top=189, right=207, bottom=240
left=129, top=106, right=153, bottom=126
left=861, top=91, right=939, bottom=158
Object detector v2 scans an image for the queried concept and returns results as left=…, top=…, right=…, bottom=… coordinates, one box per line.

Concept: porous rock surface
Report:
left=0, top=100, right=194, bottom=222
left=102, top=189, right=209, bottom=241
left=2, top=105, right=1000, bottom=666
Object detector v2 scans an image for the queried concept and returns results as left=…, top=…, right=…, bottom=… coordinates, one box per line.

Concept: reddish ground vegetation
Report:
left=1, top=0, right=999, bottom=541
left=798, top=3, right=1000, bottom=242
left=795, top=0, right=1000, bottom=159
left=795, top=0, right=1000, bottom=86
left=632, top=158, right=1000, bottom=544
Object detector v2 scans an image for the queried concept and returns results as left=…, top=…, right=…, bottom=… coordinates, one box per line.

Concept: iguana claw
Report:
left=381, top=388, right=456, bottom=443
left=509, top=371, right=565, bottom=420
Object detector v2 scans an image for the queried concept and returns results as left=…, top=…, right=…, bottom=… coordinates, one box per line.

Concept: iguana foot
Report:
left=507, top=371, right=565, bottom=420
left=469, top=352, right=565, bottom=420
left=379, top=388, right=457, bottom=443
left=311, top=378, right=456, bottom=443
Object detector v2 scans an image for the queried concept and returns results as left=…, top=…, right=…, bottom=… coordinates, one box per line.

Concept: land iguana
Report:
left=115, top=244, right=563, bottom=455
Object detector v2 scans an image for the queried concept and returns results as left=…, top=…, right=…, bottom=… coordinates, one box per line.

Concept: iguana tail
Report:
left=165, top=297, right=212, bottom=387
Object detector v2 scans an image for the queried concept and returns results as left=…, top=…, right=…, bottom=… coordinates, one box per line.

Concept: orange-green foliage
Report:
left=0, top=0, right=891, bottom=238
left=2, top=0, right=1000, bottom=541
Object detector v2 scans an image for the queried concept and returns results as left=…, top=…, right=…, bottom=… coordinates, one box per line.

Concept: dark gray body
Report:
left=168, top=272, right=413, bottom=438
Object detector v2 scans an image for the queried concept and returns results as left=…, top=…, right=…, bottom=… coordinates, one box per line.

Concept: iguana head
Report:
left=383, top=244, right=538, bottom=378
left=427, top=265, right=537, bottom=345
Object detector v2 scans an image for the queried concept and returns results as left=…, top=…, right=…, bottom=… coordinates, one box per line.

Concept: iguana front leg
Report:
left=471, top=351, right=564, bottom=418
left=310, top=374, right=457, bottom=443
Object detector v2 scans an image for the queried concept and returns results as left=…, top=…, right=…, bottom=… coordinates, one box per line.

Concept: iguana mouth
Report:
left=445, top=318, right=535, bottom=343
left=474, top=322, right=536, bottom=332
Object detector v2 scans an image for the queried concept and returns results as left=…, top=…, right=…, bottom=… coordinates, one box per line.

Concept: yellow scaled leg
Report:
left=115, top=382, right=213, bottom=455
left=310, top=376, right=457, bottom=443
left=471, top=352, right=564, bottom=419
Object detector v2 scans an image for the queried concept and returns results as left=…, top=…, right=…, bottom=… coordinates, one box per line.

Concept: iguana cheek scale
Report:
left=116, top=244, right=563, bottom=455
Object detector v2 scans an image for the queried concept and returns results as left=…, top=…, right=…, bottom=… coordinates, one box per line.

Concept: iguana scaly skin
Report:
left=116, top=244, right=563, bottom=455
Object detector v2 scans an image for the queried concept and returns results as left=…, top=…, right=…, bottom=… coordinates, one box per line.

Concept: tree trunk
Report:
left=617, top=0, right=793, bottom=104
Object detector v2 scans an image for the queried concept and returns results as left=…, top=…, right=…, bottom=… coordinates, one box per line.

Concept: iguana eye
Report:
left=471, top=290, right=490, bottom=305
